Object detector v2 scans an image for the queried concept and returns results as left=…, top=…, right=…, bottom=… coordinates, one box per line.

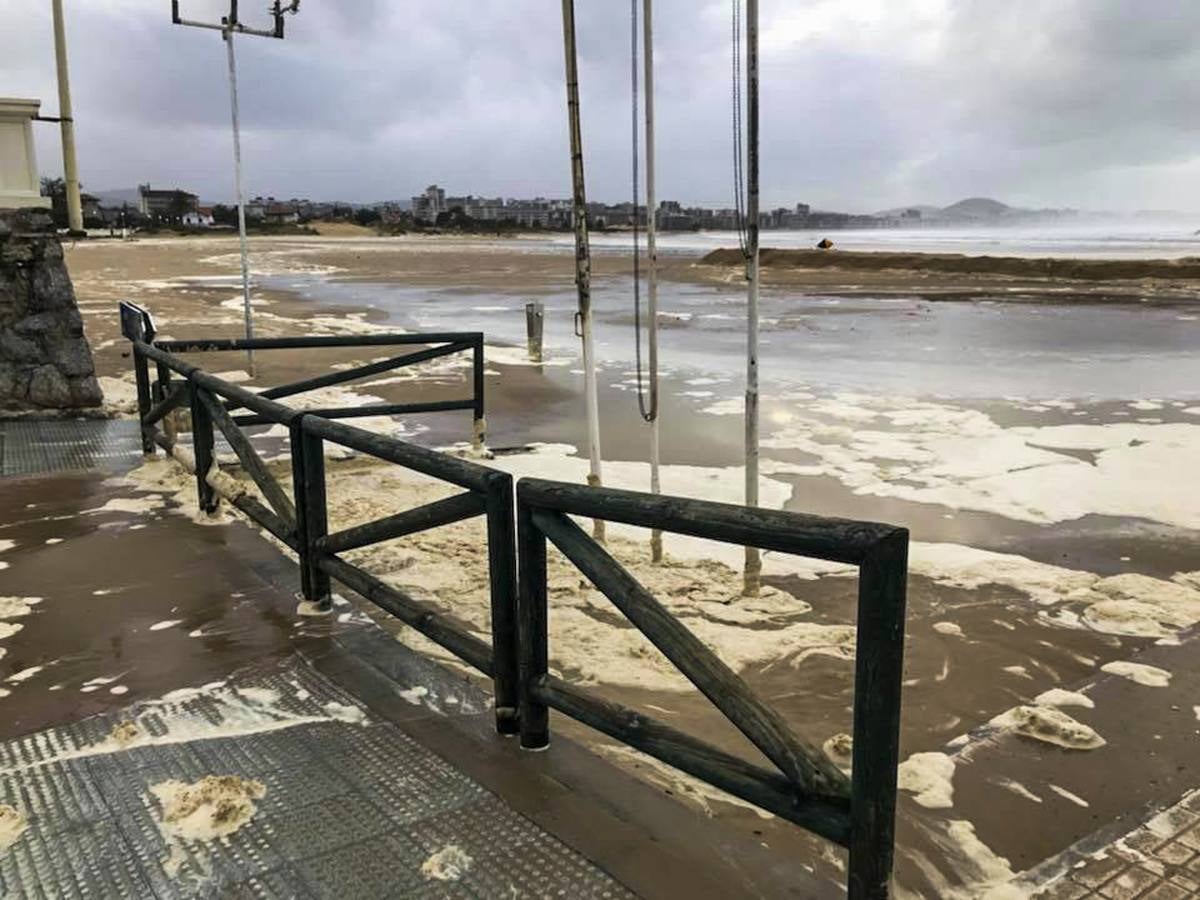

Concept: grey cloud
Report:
left=3, top=1, right=1197, bottom=211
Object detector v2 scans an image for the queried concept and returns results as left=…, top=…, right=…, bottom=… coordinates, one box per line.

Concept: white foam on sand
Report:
left=1047, top=784, right=1089, bottom=808
left=988, top=705, right=1105, bottom=750
left=898, top=752, right=956, bottom=809
left=149, top=620, right=183, bottom=632
left=6, top=665, right=44, bottom=684
left=1100, top=660, right=1171, bottom=687
left=97, top=376, right=139, bottom=416
left=909, top=543, right=1200, bottom=640
left=933, top=621, right=964, bottom=637
left=0, top=540, right=14, bottom=553
left=150, top=775, right=265, bottom=842
left=906, top=818, right=1022, bottom=899
left=83, top=496, right=163, bottom=516
left=753, top=393, right=1200, bottom=530
left=0, top=622, right=25, bottom=641
left=1033, top=689, right=1094, bottom=710
left=420, top=845, right=473, bottom=882
left=0, top=804, right=28, bottom=851
left=991, top=778, right=1043, bottom=804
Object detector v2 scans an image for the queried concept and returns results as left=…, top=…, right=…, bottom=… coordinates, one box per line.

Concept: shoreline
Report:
left=702, top=244, right=1200, bottom=283
left=70, top=232, right=1200, bottom=303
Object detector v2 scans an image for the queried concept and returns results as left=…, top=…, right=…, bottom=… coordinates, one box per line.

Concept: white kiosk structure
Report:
left=0, top=99, right=50, bottom=210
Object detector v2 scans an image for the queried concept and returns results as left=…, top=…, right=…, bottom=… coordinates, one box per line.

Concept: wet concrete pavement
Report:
left=0, top=471, right=338, bottom=741
left=0, top=462, right=838, bottom=898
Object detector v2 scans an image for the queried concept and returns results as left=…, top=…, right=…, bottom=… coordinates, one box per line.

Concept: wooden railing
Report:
left=121, top=301, right=517, bottom=733
left=121, top=300, right=909, bottom=898
left=515, top=478, right=909, bottom=900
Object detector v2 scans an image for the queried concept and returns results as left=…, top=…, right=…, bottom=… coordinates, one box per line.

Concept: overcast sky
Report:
left=4, top=1, right=1199, bottom=212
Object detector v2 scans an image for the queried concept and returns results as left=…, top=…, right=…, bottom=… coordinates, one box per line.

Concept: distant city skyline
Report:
left=6, top=2, right=1200, bottom=213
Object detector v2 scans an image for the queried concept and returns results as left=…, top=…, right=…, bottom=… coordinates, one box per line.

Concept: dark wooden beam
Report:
left=519, top=477, right=901, bottom=566
left=848, top=529, right=909, bottom=900
left=532, top=507, right=850, bottom=799
left=198, top=389, right=296, bottom=527
left=232, top=399, right=474, bottom=428
left=317, top=552, right=494, bottom=676
left=301, top=416, right=493, bottom=492
left=318, top=490, right=486, bottom=555
left=534, top=675, right=851, bottom=846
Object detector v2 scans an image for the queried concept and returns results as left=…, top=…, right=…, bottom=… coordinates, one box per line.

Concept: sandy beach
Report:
left=32, top=232, right=1200, bottom=896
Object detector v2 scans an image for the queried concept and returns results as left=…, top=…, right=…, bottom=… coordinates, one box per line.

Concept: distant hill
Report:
left=874, top=197, right=1081, bottom=224
left=939, top=197, right=1014, bottom=220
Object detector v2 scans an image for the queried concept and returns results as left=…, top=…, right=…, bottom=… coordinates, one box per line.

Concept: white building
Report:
left=0, top=98, right=50, bottom=210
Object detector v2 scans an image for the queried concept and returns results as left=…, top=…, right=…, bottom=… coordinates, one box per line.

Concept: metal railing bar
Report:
left=156, top=332, right=483, bottom=352
left=533, top=674, right=851, bottom=846
left=531, top=506, right=851, bottom=799
left=318, top=490, right=487, bottom=554
left=302, top=416, right=492, bottom=493
left=317, top=552, right=493, bottom=675
left=232, top=399, right=475, bottom=428
left=198, top=389, right=297, bottom=527
left=520, top=477, right=900, bottom=566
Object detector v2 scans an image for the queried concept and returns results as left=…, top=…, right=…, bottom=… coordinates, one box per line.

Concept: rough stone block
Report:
left=0, top=329, right=43, bottom=362
left=51, top=339, right=95, bottom=377
left=0, top=209, right=99, bottom=410
left=69, top=374, right=102, bottom=408
left=27, top=363, right=73, bottom=407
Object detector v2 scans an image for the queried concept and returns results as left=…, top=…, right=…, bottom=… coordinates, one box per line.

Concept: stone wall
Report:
left=0, top=208, right=101, bottom=410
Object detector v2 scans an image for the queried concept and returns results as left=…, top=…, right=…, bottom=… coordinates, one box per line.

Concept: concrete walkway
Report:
left=0, top=419, right=836, bottom=898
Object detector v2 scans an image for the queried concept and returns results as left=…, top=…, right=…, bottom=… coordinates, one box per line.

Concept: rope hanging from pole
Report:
left=631, top=0, right=657, bottom=423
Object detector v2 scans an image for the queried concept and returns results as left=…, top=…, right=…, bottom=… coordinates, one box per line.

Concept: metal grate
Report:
left=0, top=419, right=143, bottom=477
left=0, top=661, right=634, bottom=899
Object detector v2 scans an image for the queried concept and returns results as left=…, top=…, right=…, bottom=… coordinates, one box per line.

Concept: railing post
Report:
left=516, top=491, right=549, bottom=749
left=190, top=382, right=218, bottom=513
left=847, top=529, right=909, bottom=900
left=155, top=358, right=177, bottom=445
left=484, top=471, right=520, bottom=736
left=525, top=301, right=544, bottom=362
left=292, top=418, right=331, bottom=611
left=471, top=335, right=486, bottom=452
left=133, top=345, right=155, bottom=455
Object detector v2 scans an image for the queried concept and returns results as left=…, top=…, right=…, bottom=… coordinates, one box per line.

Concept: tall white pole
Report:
left=51, top=0, right=83, bottom=234
left=643, top=0, right=663, bottom=562
left=743, top=0, right=761, bottom=596
left=225, top=26, right=256, bottom=376
left=561, top=0, right=605, bottom=541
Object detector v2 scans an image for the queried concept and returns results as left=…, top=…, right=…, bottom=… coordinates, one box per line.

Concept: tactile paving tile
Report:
left=0, top=659, right=637, bottom=898
left=0, top=418, right=142, bottom=476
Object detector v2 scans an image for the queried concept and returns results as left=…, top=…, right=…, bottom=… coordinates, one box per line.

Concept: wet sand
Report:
left=41, top=233, right=1200, bottom=896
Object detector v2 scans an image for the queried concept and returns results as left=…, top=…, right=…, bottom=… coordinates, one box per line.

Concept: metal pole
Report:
left=743, top=0, right=761, bottom=597
left=643, top=0, right=663, bottom=562
left=224, top=22, right=256, bottom=377
left=561, top=0, right=604, bottom=542
left=50, top=0, right=83, bottom=234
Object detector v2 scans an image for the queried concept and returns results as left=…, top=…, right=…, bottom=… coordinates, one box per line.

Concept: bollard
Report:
left=525, top=301, right=545, bottom=362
